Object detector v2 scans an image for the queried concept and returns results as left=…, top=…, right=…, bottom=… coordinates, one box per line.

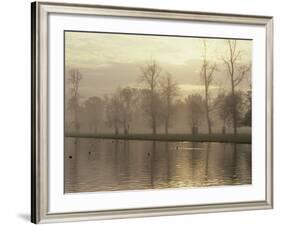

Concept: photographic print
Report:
left=32, top=3, right=273, bottom=223
left=64, top=31, right=252, bottom=193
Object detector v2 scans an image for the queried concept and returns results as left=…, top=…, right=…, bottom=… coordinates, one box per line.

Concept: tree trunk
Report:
left=192, top=126, right=198, bottom=135
left=231, top=79, right=238, bottom=135
left=74, top=124, right=80, bottom=152
left=152, top=119, right=156, bottom=135
left=114, top=126, right=119, bottom=135
left=165, top=119, right=169, bottom=135
left=204, top=78, right=212, bottom=135
left=222, top=126, right=226, bottom=135
left=125, top=124, right=129, bottom=135
left=206, top=113, right=212, bottom=135
left=151, top=91, right=157, bottom=135
left=124, top=127, right=128, bottom=135
left=123, top=121, right=127, bottom=135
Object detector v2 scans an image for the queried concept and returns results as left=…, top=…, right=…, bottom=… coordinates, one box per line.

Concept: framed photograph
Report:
left=31, top=1, right=273, bottom=223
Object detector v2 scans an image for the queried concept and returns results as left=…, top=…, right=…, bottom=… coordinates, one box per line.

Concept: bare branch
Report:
left=234, top=64, right=250, bottom=87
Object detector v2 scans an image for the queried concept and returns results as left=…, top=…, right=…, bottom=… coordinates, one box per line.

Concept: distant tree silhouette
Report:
left=243, top=89, right=252, bottom=126
left=214, top=91, right=245, bottom=134
left=185, top=94, right=205, bottom=135
left=67, top=68, right=82, bottom=132
left=200, top=40, right=217, bottom=135
left=140, top=89, right=164, bottom=134
left=118, top=87, right=138, bottom=135
left=160, top=72, right=179, bottom=134
left=214, top=92, right=231, bottom=134
left=84, top=96, right=104, bottom=133
left=67, top=68, right=82, bottom=152
left=139, top=60, right=162, bottom=135
left=105, top=94, right=122, bottom=135
left=222, top=40, right=250, bottom=135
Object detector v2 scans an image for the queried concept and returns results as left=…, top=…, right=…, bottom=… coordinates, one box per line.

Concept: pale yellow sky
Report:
left=65, top=32, right=251, bottom=68
left=65, top=31, right=252, bottom=99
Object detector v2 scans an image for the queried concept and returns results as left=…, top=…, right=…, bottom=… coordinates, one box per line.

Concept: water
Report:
left=64, top=138, right=251, bottom=193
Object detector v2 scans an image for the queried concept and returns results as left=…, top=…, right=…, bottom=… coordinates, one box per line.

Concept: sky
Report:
left=65, top=31, right=252, bottom=100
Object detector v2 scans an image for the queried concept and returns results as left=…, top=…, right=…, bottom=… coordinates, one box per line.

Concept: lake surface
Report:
left=64, top=138, right=251, bottom=193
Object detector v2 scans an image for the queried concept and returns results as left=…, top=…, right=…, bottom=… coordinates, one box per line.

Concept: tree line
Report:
left=67, top=40, right=251, bottom=136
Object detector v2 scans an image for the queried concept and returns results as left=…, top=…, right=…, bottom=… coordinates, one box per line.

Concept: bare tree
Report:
left=243, top=87, right=252, bottom=126
left=222, top=40, right=250, bottom=135
left=67, top=68, right=82, bottom=153
left=67, top=68, right=82, bottom=132
left=105, top=94, right=122, bottom=135
left=139, top=60, right=162, bottom=135
left=185, top=94, right=205, bottom=135
left=84, top=96, right=104, bottom=134
left=200, top=40, right=217, bottom=135
left=118, top=87, right=138, bottom=135
left=214, top=92, right=230, bottom=134
left=214, top=91, right=245, bottom=134
left=140, top=89, right=164, bottom=134
left=160, top=72, right=179, bottom=134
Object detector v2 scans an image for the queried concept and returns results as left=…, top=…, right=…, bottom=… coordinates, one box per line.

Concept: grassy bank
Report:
left=65, top=132, right=251, bottom=144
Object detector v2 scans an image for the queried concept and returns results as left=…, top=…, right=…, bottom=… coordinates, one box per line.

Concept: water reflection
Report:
left=64, top=138, right=251, bottom=193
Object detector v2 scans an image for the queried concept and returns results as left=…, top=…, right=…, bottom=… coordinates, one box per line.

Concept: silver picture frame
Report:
left=31, top=1, right=273, bottom=223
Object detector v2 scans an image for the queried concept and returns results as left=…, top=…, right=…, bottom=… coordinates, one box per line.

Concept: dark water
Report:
left=64, top=138, right=251, bottom=193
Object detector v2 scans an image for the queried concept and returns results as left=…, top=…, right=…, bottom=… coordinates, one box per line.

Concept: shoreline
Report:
left=65, top=133, right=251, bottom=144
